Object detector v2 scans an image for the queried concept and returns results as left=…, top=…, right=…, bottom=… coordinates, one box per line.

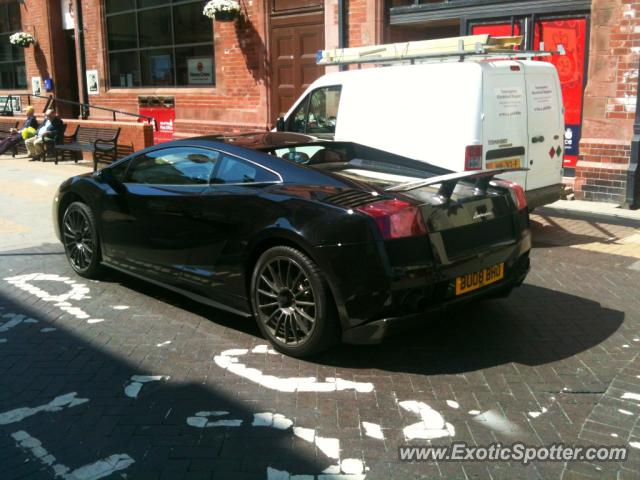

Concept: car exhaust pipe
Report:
left=404, top=291, right=428, bottom=312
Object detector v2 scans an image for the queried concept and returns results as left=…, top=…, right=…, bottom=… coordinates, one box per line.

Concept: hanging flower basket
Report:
left=9, top=32, right=35, bottom=48
left=203, top=0, right=241, bottom=22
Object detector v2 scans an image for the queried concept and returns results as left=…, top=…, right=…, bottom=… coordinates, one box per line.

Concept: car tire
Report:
left=250, top=246, right=338, bottom=357
left=61, top=201, right=104, bottom=279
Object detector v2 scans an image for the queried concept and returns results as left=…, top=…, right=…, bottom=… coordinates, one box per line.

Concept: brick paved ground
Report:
left=0, top=155, right=639, bottom=479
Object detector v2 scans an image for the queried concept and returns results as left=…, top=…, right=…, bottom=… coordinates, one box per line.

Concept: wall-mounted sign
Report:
left=0, top=96, right=22, bottom=113
left=187, top=58, right=214, bottom=85
left=31, top=77, right=42, bottom=97
left=60, top=0, right=74, bottom=30
left=86, top=70, right=99, bottom=95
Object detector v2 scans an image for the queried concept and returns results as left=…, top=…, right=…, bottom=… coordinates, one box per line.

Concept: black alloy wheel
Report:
left=251, top=246, right=337, bottom=357
left=62, top=202, right=103, bottom=278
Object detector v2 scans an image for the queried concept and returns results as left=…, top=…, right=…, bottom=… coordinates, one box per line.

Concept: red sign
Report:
left=534, top=18, right=587, bottom=169
left=472, top=19, right=587, bottom=169
left=139, top=107, right=175, bottom=145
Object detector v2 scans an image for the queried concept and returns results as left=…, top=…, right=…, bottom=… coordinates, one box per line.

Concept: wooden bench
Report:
left=55, top=126, right=121, bottom=170
left=0, top=121, right=18, bottom=156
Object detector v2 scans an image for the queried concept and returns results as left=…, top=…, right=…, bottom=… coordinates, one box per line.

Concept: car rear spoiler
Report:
left=385, top=168, right=528, bottom=200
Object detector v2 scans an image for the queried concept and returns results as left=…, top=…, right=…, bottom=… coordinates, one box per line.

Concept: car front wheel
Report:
left=250, top=246, right=338, bottom=357
left=61, top=201, right=103, bottom=279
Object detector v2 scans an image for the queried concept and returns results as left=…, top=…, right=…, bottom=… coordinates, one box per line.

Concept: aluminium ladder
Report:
left=316, top=35, right=565, bottom=66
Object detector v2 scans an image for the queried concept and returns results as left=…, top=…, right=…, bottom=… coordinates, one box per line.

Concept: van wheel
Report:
left=62, top=202, right=104, bottom=279
left=250, top=246, right=338, bottom=357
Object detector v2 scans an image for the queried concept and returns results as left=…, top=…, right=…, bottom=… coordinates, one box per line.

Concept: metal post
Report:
left=74, top=0, right=90, bottom=120
left=338, top=0, right=347, bottom=71
left=623, top=58, right=640, bottom=209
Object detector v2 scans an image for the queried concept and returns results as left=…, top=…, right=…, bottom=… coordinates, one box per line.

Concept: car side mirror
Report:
left=276, top=116, right=285, bottom=132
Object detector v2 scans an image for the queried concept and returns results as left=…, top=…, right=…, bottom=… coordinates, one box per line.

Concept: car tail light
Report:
left=357, top=199, right=428, bottom=240
left=465, top=145, right=483, bottom=171
left=493, top=179, right=527, bottom=210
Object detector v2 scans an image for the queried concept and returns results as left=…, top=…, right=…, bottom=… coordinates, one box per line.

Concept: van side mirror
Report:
left=276, top=116, right=285, bottom=132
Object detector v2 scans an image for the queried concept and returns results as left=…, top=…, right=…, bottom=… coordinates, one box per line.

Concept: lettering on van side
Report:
left=495, top=87, right=524, bottom=118
left=530, top=84, right=554, bottom=114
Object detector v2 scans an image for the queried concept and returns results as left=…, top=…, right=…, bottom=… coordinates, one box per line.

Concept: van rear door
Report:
left=481, top=61, right=528, bottom=188
left=522, top=62, right=564, bottom=193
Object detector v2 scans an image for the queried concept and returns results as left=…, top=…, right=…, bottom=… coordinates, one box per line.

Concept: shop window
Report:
left=105, top=0, right=215, bottom=88
left=0, top=2, right=27, bottom=90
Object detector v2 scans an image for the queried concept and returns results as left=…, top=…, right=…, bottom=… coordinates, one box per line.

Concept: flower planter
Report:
left=9, top=32, right=36, bottom=48
left=215, top=10, right=239, bottom=22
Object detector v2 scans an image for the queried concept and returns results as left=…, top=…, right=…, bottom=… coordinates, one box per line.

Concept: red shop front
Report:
left=470, top=15, right=588, bottom=172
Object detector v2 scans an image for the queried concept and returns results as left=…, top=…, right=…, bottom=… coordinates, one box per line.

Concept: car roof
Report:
left=192, top=131, right=322, bottom=150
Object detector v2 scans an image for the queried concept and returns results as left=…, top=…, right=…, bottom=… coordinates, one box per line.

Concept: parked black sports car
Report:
left=53, top=132, right=531, bottom=357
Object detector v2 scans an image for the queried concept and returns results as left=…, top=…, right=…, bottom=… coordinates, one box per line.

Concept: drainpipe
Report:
left=623, top=59, right=640, bottom=209
left=74, top=0, right=89, bottom=119
left=338, top=0, right=347, bottom=71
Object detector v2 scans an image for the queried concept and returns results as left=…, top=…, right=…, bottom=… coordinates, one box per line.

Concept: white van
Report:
left=278, top=60, right=564, bottom=209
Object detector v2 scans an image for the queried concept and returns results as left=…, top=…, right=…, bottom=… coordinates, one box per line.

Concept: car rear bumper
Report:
left=341, top=250, right=530, bottom=345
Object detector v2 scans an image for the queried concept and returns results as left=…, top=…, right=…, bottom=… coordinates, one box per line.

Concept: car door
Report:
left=99, top=146, right=219, bottom=286
left=180, top=152, right=282, bottom=310
left=523, top=63, right=565, bottom=192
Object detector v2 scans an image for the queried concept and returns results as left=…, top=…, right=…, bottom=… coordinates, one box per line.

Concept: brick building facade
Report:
left=0, top=0, right=638, bottom=205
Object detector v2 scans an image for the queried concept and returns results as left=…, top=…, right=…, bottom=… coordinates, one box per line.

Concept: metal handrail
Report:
left=36, top=94, right=157, bottom=130
left=0, top=93, right=157, bottom=130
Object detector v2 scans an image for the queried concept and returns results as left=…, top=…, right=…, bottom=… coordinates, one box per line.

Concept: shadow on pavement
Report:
left=0, top=288, right=334, bottom=479
left=314, top=283, right=624, bottom=376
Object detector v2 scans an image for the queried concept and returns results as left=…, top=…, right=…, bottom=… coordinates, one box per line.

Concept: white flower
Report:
left=203, top=0, right=241, bottom=19
left=9, top=32, right=35, bottom=47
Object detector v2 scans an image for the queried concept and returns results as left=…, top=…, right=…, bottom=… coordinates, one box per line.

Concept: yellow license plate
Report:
left=455, top=263, right=504, bottom=296
left=486, top=158, right=521, bottom=169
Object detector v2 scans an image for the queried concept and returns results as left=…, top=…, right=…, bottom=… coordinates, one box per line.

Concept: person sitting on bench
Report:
left=0, top=106, right=38, bottom=155
left=25, top=109, right=63, bottom=161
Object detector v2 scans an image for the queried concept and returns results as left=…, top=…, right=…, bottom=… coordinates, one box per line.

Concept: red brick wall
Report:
left=81, top=1, right=270, bottom=138
left=0, top=115, right=154, bottom=160
left=5, top=1, right=270, bottom=140
left=576, top=0, right=640, bottom=204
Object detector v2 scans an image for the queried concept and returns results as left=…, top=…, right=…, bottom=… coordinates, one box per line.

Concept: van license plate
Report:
left=486, top=158, right=521, bottom=169
left=455, top=263, right=504, bottom=296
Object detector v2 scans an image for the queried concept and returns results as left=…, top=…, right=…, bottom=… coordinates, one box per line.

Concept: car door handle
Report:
left=532, top=136, right=545, bottom=143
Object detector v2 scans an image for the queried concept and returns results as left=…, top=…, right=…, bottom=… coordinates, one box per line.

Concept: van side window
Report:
left=287, top=85, right=342, bottom=135
left=307, top=86, right=341, bottom=135
left=289, top=97, right=309, bottom=134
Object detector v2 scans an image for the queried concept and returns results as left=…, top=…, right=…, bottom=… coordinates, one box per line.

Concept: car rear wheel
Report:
left=62, top=202, right=104, bottom=279
left=250, top=246, right=338, bottom=357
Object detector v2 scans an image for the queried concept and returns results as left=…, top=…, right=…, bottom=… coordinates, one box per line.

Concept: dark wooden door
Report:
left=270, top=11, right=324, bottom=125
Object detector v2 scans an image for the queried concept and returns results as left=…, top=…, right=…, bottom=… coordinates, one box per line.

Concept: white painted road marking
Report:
left=214, top=347, right=374, bottom=393
left=12, top=430, right=134, bottom=479
left=398, top=400, right=455, bottom=440
left=0, top=392, right=89, bottom=425
left=124, top=375, right=170, bottom=398
left=361, top=422, right=384, bottom=440
left=186, top=411, right=243, bottom=428
left=186, top=410, right=366, bottom=478
left=4, top=273, right=104, bottom=323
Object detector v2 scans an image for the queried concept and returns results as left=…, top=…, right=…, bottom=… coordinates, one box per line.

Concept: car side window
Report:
left=127, top=147, right=219, bottom=185
left=213, top=155, right=280, bottom=184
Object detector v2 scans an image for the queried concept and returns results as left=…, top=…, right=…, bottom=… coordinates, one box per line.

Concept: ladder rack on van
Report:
left=316, top=34, right=564, bottom=66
